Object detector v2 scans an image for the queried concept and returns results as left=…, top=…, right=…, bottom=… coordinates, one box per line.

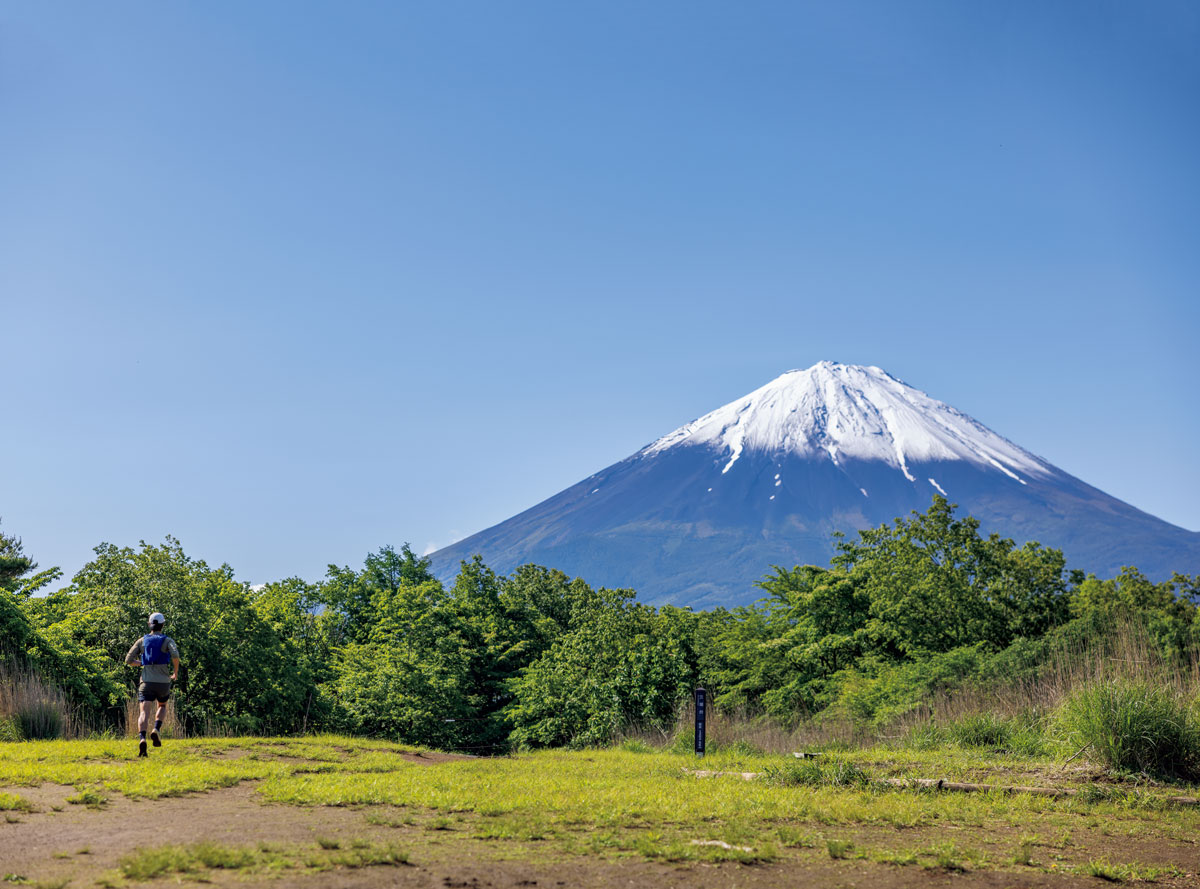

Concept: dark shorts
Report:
left=138, top=682, right=171, bottom=703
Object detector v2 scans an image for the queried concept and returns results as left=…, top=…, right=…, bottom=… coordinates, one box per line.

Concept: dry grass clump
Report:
left=123, top=697, right=184, bottom=739
left=0, top=661, right=80, bottom=740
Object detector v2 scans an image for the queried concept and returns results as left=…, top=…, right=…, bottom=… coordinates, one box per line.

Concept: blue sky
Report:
left=3, top=1, right=1198, bottom=586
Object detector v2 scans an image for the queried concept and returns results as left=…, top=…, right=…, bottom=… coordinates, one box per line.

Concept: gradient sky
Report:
left=3, top=1, right=1198, bottom=587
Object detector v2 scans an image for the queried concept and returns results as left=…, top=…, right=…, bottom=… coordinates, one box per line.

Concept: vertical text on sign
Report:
left=694, top=687, right=706, bottom=756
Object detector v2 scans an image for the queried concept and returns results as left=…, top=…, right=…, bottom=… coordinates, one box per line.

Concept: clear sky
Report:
left=3, top=1, right=1198, bottom=587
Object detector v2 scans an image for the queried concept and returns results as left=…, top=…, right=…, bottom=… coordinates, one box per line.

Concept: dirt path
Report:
left=1, top=780, right=1196, bottom=888
left=0, top=782, right=370, bottom=881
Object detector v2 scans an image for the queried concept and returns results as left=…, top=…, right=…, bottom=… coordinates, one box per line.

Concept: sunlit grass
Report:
left=0, top=734, right=422, bottom=799
left=4, top=734, right=1200, bottom=875
left=0, top=790, right=34, bottom=811
left=256, top=746, right=1200, bottom=832
left=111, top=839, right=410, bottom=882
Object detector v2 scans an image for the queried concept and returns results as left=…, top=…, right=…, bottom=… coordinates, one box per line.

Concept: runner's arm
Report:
left=124, top=641, right=142, bottom=667
left=166, top=639, right=181, bottom=681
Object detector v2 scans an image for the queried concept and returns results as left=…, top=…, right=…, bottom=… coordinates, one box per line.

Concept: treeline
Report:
left=2, top=497, right=1198, bottom=748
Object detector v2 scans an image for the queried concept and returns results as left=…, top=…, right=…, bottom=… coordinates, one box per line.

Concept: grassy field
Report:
left=2, top=735, right=1199, bottom=886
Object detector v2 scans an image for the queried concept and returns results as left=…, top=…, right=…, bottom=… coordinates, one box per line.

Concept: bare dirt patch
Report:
left=202, top=745, right=468, bottom=765
left=4, top=780, right=1197, bottom=888
left=1, top=782, right=369, bottom=881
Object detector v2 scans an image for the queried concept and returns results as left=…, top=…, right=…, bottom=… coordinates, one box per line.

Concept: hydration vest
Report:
left=141, top=633, right=171, bottom=667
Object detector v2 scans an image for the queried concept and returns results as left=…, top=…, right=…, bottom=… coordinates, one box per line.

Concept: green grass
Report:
left=872, top=848, right=918, bottom=866
left=1, top=878, right=69, bottom=889
left=825, top=838, right=855, bottom=859
left=4, top=733, right=1200, bottom=878
left=112, top=839, right=410, bottom=881
left=905, top=715, right=1050, bottom=758
left=65, top=787, right=107, bottom=808
left=1071, top=859, right=1184, bottom=882
left=925, top=841, right=970, bottom=872
left=0, top=792, right=33, bottom=812
left=943, top=713, right=1049, bottom=757
left=1058, top=680, right=1200, bottom=781
left=0, top=735, right=421, bottom=799
left=762, top=757, right=873, bottom=788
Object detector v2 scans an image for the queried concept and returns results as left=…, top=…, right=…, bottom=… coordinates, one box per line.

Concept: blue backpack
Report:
left=141, top=633, right=171, bottom=666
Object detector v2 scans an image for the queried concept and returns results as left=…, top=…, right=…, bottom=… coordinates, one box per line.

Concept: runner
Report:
left=124, top=613, right=181, bottom=757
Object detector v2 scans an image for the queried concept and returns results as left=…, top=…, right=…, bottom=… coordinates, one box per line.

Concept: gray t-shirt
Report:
left=126, top=636, right=180, bottom=685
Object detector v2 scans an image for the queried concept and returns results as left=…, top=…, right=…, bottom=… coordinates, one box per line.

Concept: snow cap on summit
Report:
left=643, top=362, right=1047, bottom=483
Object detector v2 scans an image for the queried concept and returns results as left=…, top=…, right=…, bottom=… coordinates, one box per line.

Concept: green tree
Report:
left=320, top=544, right=435, bottom=646
left=334, top=576, right=476, bottom=746
left=1070, top=567, right=1199, bottom=660
left=836, top=496, right=1069, bottom=657
left=0, top=520, right=34, bottom=591
left=507, top=586, right=698, bottom=748
left=59, top=538, right=312, bottom=733
left=0, top=523, right=122, bottom=725
left=715, top=565, right=871, bottom=719
left=0, top=520, right=60, bottom=598
left=500, top=564, right=587, bottom=659
left=707, top=498, right=1073, bottom=725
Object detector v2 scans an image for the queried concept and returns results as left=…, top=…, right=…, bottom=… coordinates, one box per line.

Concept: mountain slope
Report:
left=429, top=362, right=1200, bottom=607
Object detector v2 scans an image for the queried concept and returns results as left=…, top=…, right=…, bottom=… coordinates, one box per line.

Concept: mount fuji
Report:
left=428, top=362, right=1200, bottom=608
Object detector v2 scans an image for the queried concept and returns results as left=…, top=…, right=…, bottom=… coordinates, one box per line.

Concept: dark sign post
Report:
left=694, top=687, right=707, bottom=756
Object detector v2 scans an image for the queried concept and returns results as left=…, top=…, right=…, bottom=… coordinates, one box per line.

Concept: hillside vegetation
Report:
left=2, top=499, right=1199, bottom=776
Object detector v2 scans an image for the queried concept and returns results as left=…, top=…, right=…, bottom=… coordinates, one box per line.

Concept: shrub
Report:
left=828, top=645, right=990, bottom=725
left=1057, top=680, right=1200, bottom=781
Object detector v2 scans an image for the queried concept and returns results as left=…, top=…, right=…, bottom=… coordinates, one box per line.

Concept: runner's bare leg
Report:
left=139, top=700, right=155, bottom=733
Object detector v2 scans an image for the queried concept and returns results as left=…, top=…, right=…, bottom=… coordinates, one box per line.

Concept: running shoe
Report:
left=138, top=740, right=148, bottom=757
left=150, top=730, right=161, bottom=747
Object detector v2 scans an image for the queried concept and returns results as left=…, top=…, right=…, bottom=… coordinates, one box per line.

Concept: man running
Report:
left=124, top=613, right=180, bottom=758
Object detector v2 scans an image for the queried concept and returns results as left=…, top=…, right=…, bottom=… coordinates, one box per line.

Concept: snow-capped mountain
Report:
left=643, top=362, right=1048, bottom=485
left=428, top=362, right=1200, bottom=607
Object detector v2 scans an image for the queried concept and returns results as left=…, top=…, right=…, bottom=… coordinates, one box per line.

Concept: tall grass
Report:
left=1058, top=680, right=1200, bottom=781
left=908, top=712, right=1049, bottom=756
left=885, top=621, right=1198, bottom=740
left=624, top=699, right=871, bottom=756
left=123, top=697, right=184, bottom=739
left=0, top=661, right=80, bottom=740
left=635, top=620, right=1200, bottom=769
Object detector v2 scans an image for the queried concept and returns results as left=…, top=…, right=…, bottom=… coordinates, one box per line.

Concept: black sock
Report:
left=139, top=731, right=146, bottom=741
left=154, top=720, right=162, bottom=731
